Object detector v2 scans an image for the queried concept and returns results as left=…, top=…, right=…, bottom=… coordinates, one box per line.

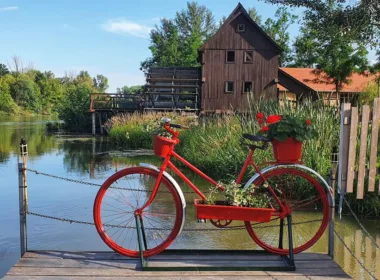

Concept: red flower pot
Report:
left=194, top=199, right=274, bottom=223
left=272, top=138, right=302, bottom=163
left=153, top=136, right=177, bottom=158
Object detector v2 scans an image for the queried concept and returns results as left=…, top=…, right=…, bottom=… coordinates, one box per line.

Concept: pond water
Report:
left=0, top=116, right=379, bottom=279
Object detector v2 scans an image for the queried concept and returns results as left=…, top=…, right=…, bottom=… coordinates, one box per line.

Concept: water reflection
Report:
left=0, top=116, right=379, bottom=280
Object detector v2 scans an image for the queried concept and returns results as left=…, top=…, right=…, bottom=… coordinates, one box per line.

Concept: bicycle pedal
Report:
left=197, top=219, right=207, bottom=223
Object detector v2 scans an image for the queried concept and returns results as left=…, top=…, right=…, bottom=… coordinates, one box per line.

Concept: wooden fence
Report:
left=338, top=98, right=380, bottom=199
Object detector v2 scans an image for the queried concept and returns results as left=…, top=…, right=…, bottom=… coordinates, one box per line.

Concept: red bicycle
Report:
left=94, top=119, right=333, bottom=258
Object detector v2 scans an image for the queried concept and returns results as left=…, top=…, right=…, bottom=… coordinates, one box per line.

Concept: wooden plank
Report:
left=357, top=105, right=370, bottom=199
left=6, top=267, right=269, bottom=277
left=338, top=103, right=352, bottom=194
left=4, top=277, right=275, bottom=280
left=23, top=251, right=331, bottom=261
left=369, top=98, right=380, bottom=191
left=365, top=236, right=372, bottom=275
left=346, top=107, right=358, bottom=193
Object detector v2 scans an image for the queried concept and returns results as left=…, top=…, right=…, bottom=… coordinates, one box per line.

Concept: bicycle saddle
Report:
left=242, top=134, right=271, bottom=142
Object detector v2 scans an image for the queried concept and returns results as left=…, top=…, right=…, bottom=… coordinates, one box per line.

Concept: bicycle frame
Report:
left=136, top=124, right=287, bottom=218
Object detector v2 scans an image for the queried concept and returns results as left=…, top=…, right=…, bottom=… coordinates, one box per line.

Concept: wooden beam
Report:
left=357, top=105, right=370, bottom=199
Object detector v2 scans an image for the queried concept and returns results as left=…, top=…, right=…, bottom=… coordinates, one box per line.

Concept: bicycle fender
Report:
left=139, top=163, right=186, bottom=235
left=243, top=164, right=335, bottom=208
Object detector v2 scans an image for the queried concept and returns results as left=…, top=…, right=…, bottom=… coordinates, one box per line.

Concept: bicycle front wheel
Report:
left=245, top=167, right=329, bottom=255
left=94, top=167, right=184, bottom=258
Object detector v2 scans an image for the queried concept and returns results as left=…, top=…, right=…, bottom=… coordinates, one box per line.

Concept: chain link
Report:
left=24, top=168, right=194, bottom=194
left=24, top=211, right=322, bottom=232
left=342, top=195, right=380, bottom=250
left=334, top=228, right=378, bottom=280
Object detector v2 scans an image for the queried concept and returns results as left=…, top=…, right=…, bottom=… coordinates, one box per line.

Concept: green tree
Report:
left=247, top=7, right=262, bottom=25
left=0, top=64, right=10, bottom=77
left=75, top=71, right=94, bottom=90
left=317, top=30, right=369, bottom=104
left=10, top=74, right=42, bottom=112
left=0, top=75, right=18, bottom=113
left=262, top=8, right=297, bottom=66
left=292, top=26, right=321, bottom=67
left=258, top=0, right=379, bottom=47
left=93, top=74, right=109, bottom=92
left=141, top=1, right=217, bottom=71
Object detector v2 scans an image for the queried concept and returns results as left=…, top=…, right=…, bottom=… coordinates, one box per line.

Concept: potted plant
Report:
left=194, top=181, right=273, bottom=223
left=255, top=113, right=316, bottom=162
left=152, top=127, right=178, bottom=158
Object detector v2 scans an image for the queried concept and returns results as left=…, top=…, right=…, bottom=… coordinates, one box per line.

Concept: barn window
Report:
left=226, top=51, right=235, bottom=63
left=244, top=51, right=253, bottom=63
left=243, top=82, right=252, bottom=93
left=237, top=24, right=245, bottom=33
left=225, top=81, right=234, bottom=93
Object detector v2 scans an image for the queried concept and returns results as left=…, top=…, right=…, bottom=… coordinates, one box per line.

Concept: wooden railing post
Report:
left=338, top=103, right=351, bottom=213
left=328, top=146, right=338, bottom=258
left=18, top=138, right=28, bottom=256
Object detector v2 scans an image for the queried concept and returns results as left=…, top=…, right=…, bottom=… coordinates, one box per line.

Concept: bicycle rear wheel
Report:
left=94, top=167, right=184, bottom=258
left=245, top=167, right=329, bottom=255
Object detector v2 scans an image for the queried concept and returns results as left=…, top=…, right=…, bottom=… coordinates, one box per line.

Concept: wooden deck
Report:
left=4, top=251, right=351, bottom=279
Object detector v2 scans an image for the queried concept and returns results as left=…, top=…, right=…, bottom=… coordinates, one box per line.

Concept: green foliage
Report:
left=93, top=74, right=109, bottom=93
left=57, top=85, right=92, bottom=132
left=261, top=8, right=297, bottom=66
left=260, top=114, right=317, bottom=141
left=108, top=99, right=340, bottom=182
left=10, top=74, right=42, bottom=112
left=258, top=0, right=380, bottom=48
left=0, top=76, right=18, bottom=113
left=223, top=181, right=270, bottom=208
left=141, top=1, right=216, bottom=71
left=358, top=81, right=380, bottom=106
left=0, top=64, right=10, bottom=77
left=292, top=26, right=321, bottom=67
left=116, top=85, right=144, bottom=95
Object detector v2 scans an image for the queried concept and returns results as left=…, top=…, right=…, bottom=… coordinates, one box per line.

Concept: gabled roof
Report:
left=199, top=3, right=282, bottom=52
left=279, top=68, right=377, bottom=93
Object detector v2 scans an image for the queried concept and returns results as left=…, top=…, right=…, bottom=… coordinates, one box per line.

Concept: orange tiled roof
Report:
left=279, top=68, right=377, bottom=93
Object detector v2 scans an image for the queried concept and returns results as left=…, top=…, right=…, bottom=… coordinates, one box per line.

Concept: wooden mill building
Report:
left=143, top=3, right=282, bottom=113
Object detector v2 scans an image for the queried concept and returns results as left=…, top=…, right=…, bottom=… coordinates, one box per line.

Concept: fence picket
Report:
left=368, top=98, right=380, bottom=192
left=347, top=107, right=359, bottom=193
left=357, top=105, right=370, bottom=199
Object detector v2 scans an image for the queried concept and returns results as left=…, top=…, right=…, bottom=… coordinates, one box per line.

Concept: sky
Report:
left=0, top=0, right=377, bottom=92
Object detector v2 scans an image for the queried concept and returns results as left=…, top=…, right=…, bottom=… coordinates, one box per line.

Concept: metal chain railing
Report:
left=24, top=168, right=194, bottom=194
left=334, top=228, right=378, bottom=280
left=342, top=195, right=380, bottom=250
left=24, top=210, right=322, bottom=231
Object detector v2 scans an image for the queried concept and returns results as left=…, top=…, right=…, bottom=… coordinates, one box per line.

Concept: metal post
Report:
left=92, top=112, right=96, bottom=136
left=18, top=138, right=28, bottom=256
left=328, top=146, right=338, bottom=258
left=279, top=218, right=284, bottom=249
left=98, top=113, right=104, bottom=135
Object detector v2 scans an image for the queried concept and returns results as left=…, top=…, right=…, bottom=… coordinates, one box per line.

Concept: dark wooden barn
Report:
left=199, top=3, right=282, bottom=112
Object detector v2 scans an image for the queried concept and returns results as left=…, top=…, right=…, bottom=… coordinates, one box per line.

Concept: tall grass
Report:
left=107, top=98, right=340, bottom=180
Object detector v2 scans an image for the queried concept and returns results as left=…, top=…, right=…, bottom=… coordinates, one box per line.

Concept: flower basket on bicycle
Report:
left=194, top=199, right=274, bottom=222
left=255, top=113, right=316, bottom=163
left=153, top=135, right=178, bottom=158
left=272, top=138, right=302, bottom=163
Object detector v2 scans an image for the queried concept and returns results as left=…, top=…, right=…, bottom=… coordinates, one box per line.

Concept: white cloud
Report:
left=102, top=19, right=152, bottom=38
left=0, top=6, right=18, bottom=11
